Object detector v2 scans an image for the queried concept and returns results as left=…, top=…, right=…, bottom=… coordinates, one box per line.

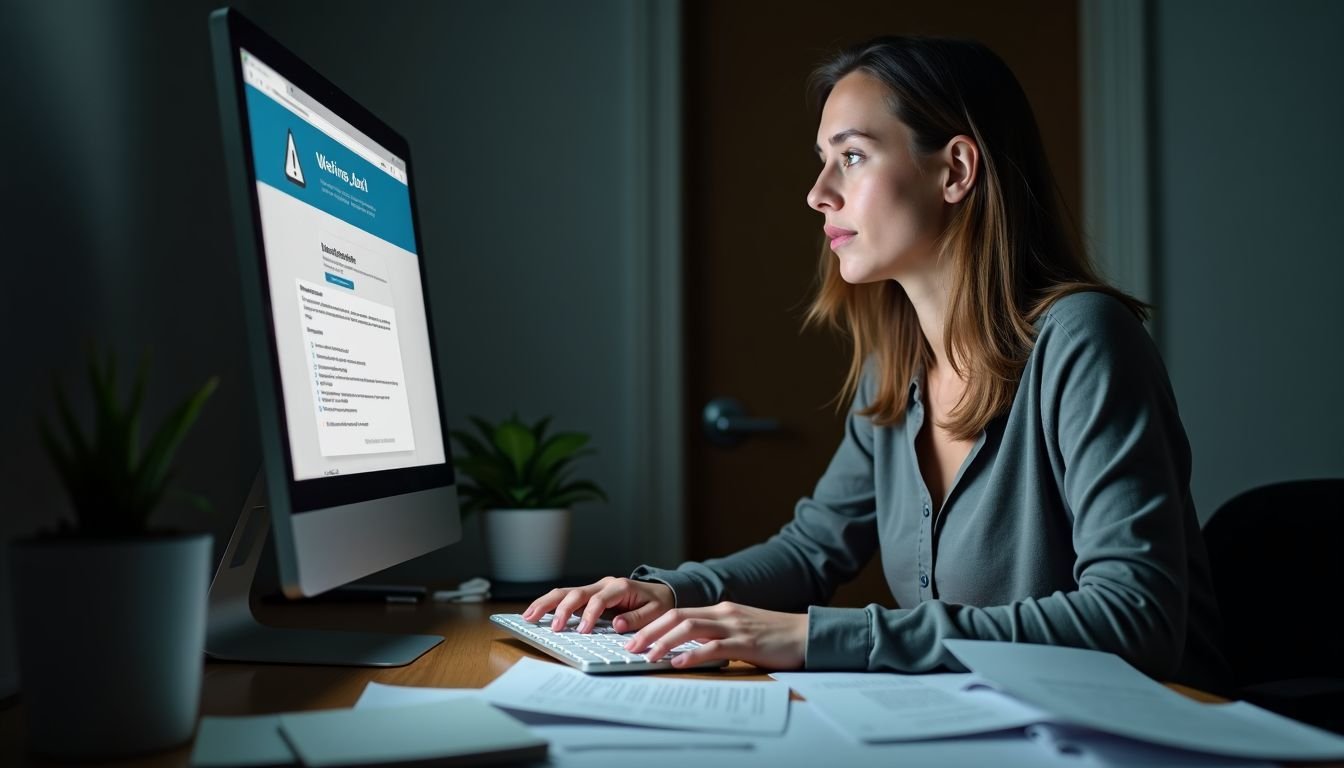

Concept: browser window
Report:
left=240, top=48, right=444, bottom=481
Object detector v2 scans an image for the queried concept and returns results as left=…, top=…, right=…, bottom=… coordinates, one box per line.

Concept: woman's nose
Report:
left=807, top=168, right=839, bottom=212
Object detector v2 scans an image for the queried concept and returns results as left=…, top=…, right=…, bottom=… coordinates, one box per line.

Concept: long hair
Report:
left=804, top=36, right=1148, bottom=440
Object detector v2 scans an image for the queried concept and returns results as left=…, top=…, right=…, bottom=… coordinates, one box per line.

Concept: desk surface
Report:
left=0, top=600, right=769, bottom=766
left=0, top=599, right=1298, bottom=767
left=206, top=600, right=769, bottom=710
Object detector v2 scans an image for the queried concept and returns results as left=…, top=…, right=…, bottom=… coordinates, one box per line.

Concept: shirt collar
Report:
left=908, top=363, right=926, bottom=407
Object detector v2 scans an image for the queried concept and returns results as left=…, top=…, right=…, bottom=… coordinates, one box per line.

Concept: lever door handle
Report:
left=702, top=397, right=781, bottom=447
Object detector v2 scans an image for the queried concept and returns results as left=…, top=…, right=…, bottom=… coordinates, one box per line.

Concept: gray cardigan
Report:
left=633, top=291, right=1230, bottom=692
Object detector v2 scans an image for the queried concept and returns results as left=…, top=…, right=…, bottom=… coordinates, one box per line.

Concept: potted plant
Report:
left=450, top=415, right=607, bottom=582
left=11, top=351, right=217, bottom=759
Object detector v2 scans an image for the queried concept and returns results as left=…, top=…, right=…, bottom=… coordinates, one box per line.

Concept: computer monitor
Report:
left=204, top=8, right=460, bottom=666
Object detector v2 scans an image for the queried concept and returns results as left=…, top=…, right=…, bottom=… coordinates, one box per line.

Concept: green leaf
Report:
left=493, top=420, right=536, bottom=480
left=52, top=371, right=114, bottom=529
left=537, top=462, right=571, bottom=502
left=89, top=351, right=117, bottom=455
left=132, top=376, right=219, bottom=524
left=89, top=354, right=135, bottom=521
left=449, top=429, right=491, bottom=459
left=531, top=433, right=588, bottom=484
left=37, top=417, right=77, bottom=508
left=51, top=378, right=90, bottom=470
left=453, top=456, right=513, bottom=497
left=89, top=353, right=136, bottom=520
left=126, top=354, right=149, bottom=468
left=469, top=416, right=497, bottom=445
left=531, top=415, right=552, bottom=444
left=167, top=488, right=214, bottom=515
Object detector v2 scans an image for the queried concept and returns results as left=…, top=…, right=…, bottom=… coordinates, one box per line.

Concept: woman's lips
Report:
left=824, top=225, right=857, bottom=249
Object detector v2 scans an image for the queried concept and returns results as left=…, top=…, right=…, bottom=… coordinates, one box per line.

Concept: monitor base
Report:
left=206, top=625, right=442, bottom=667
left=205, top=472, right=443, bottom=667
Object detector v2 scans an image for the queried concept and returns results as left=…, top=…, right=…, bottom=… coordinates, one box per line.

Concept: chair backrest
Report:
left=1202, top=479, right=1344, bottom=687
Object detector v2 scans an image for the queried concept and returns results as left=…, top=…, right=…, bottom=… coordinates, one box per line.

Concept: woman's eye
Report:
left=841, top=151, right=863, bottom=168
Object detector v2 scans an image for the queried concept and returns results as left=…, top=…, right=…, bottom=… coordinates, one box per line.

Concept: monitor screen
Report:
left=240, top=49, right=445, bottom=485
left=209, top=7, right=459, bottom=614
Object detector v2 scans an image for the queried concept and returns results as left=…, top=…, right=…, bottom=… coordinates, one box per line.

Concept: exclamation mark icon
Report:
left=285, top=129, right=306, bottom=188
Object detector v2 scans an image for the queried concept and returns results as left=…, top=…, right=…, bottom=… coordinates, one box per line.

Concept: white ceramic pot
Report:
left=10, top=532, right=212, bottom=758
left=482, top=508, right=570, bottom=582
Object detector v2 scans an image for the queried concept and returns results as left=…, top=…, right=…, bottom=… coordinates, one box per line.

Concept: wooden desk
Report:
left=0, top=599, right=1331, bottom=767
left=0, top=600, right=757, bottom=766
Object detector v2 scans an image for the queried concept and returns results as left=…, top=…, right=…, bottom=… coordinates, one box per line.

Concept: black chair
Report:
left=1202, top=478, right=1344, bottom=734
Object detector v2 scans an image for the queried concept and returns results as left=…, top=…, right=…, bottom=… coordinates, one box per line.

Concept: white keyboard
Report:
left=490, top=613, right=726, bottom=674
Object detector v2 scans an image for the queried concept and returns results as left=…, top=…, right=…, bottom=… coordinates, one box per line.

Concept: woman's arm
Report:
left=631, top=363, right=883, bottom=612
left=808, top=297, right=1198, bottom=681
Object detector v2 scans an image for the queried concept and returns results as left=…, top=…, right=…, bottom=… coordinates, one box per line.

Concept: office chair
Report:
left=1202, top=478, right=1344, bottom=734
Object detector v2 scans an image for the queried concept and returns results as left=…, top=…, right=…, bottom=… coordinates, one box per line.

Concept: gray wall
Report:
left=0, top=0, right=658, bottom=690
left=1153, top=0, right=1344, bottom=521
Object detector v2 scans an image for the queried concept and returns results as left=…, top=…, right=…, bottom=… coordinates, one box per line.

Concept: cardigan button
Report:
left=919, top=573, right=929, bottom=588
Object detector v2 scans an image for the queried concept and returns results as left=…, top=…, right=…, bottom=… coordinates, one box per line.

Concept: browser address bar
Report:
left=283, top=83, right=405, bottom=183
left=243, top=58, right=405, bottom=184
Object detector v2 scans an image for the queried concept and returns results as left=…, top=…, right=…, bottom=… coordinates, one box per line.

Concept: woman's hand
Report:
left=522, top=576, right=675, bottom=634
left=624, top=602, right=808, bottom=670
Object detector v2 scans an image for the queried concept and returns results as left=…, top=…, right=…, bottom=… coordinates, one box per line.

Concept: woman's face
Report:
left=807, top=72, right=948, bottom=285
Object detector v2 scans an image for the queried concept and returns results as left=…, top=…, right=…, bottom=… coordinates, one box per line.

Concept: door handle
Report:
left=702, top=397, right=781, bottom=447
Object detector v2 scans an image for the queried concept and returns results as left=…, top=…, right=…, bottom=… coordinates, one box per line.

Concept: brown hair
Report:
left=804, top=36, right=1148, bottom=440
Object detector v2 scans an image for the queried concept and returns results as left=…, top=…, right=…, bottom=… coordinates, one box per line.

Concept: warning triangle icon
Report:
left=284, top=129, right=306, bottom=188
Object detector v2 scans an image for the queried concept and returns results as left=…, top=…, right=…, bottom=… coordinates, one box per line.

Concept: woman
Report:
left=524, top=36, right=1229, bottom=691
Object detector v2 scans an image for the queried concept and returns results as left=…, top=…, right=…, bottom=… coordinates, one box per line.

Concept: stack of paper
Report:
left=197, top=645, right=1344, bottom=768
left=943, top=639, right=1344, bottom=762
left=480, top=656, right=790, bottom=734
left=770, top=671, right=1048, bottom=741
left=779, top=642, right=1344, bottom=764
left=353, top=679, right=1087, bottom=768
left=769, top=670, right=1279, bottom=767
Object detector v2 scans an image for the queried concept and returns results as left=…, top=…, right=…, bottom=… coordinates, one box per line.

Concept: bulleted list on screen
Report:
left=296, top=278, right=416, bottom=457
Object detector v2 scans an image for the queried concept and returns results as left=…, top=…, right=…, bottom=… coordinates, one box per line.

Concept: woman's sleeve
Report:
left=806, top=298, right=1197, bottom=681
left=630, top=364, right=881, bottom=611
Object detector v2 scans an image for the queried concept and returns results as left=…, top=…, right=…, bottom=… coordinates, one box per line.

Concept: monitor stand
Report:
left=205, top=472, right=443, bottom=667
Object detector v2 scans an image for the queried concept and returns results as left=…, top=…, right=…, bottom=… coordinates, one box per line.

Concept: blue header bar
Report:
left=245, top=84, right=417, bottom=253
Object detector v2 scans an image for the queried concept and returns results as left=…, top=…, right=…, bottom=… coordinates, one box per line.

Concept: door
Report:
left=682, top=0, right=1081, bottom=607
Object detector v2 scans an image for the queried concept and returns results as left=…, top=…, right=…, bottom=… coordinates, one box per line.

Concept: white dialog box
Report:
left=295, top=278, right=416, bottom=457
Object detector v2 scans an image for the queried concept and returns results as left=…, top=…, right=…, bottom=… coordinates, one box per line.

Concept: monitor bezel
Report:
left=209, top=8, right=456, bottom=515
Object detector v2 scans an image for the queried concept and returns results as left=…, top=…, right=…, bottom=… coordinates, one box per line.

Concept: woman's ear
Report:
left=942, top=135, right=979, bottom=204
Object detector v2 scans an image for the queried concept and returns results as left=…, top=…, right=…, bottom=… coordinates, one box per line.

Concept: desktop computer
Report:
left=204, top=8, right=460, bottom=666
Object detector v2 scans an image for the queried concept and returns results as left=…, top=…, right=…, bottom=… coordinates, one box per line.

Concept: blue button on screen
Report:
left=324, top=272, right=354, bottom=289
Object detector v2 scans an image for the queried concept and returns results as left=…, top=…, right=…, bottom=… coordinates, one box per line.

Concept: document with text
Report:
left=296, top=278, right=415, bottom=457
left=481, top=657, right=790, bottom=735
left=944, top=639, right=1344, bottom=761
left=771, top=671, right=1050, bottom=742
left=353, top=681, right=1083, bottom=768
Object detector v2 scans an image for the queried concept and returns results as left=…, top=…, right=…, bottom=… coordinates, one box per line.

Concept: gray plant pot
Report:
left=10, top=532, right=212, bottom=759
left=483, top=508, right=570, bottom=582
